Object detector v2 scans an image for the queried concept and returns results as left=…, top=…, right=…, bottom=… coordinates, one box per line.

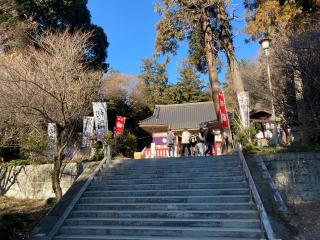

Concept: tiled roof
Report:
left=139, top=101, right=217, bottom=130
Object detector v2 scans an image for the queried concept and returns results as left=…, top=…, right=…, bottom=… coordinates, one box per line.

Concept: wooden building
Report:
left=139, top=102, right=218, bottom=157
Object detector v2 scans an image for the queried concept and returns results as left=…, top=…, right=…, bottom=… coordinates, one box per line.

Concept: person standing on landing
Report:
left=197, top=128, right=206, bottom=156
left=205, top=128, right=215, bottom=156
left=189, top=134, right=197, bottom=156
left=181, top=128, right=192, bottom=156
left=167, top=128, right=176, bottom=157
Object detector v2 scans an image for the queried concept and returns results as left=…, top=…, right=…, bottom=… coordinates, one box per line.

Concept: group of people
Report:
left=166, top=128, right=217, bottom=157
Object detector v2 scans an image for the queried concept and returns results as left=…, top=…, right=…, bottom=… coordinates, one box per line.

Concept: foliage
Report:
left=0, top=0, right=36, bottom=50
left=0, top=159, right=28, bottom=167
left=244, top=0, right=320, bottom=40
left=112, top=131, right=137, bottom=158
left=92, top=141, right=104, bottom=161
left=155, top=0, right=245, bottom=95
left=103, top=130, right=113, bottom=146
left=101, top=71, right=152, bottom=150
left=229, top=106, right=257, bottom=151
left=170, top=60, right=210, bottom=103
left=0, top=0, right=109, bottom=70
left=139, top=57, right=169, bottom=110
left=45, top=197, right=58, bottom=205
left=19, top=130, right=49, bottom=159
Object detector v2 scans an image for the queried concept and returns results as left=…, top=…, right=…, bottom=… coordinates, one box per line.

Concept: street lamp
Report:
left=259, top=37, right=278, bottom=145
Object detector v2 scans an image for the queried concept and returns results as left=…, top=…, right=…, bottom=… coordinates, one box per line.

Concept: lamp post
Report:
left=259, top=38, right=278, bottom=145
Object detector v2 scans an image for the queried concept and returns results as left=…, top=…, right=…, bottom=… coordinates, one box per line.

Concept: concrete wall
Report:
left=261, top=152, right=320, bottom=203
left=0, top=161, right=98, bottom=199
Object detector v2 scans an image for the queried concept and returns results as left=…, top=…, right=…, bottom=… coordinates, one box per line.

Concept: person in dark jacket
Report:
left=167, top=128, right=176, bottom=157
left=205, top=128, right=215, bottom=156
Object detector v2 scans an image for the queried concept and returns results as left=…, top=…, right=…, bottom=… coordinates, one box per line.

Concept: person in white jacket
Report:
left=181, top=129, right=191, bottom=156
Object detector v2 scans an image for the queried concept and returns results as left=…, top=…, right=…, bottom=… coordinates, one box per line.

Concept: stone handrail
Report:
left=236, top=146, right=276, bottom=240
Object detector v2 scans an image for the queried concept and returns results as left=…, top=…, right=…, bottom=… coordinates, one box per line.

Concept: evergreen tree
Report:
left=0, top=0, right=108, bottom=70
left=173, top=60, right=210, bottom=103
left=139, top=58, right=169, bottom=110
left=155, top=0, right=245, bottom=126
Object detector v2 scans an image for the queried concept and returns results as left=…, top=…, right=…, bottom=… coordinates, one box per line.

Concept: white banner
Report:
left=48, top=123, right=57, bottom=143
left=237, top=91, right=250, bottom=129
left=48, top=123, right=57, bottom=160
left=82, top=116, right=95, bottom=147
left=93, top=102, right=108, bottom=142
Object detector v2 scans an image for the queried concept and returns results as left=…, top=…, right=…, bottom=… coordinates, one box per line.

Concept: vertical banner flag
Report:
left=48, top=123, right=57, bottom=160
left=218, top=90, right=230, bottom=128
left=114, top=116, right=126, bottom=135
left=82, top=116, right=95, bottom=147
left=237, top=91, right=250, bottom=129
left=48, top=123, right=57, bottom=143
left=93, top=102, right=108, bottom=142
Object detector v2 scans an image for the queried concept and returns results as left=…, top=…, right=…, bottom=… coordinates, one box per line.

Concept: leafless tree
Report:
left=236, top=22, right=320, bottom=144
left=272, top=23, right=320, bottom=143
left=0, top=30, right=103, bottom=199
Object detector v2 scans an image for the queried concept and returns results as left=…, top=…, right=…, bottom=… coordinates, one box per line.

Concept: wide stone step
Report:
left=75, top=202, right=256, bottom=211
left=110, top=161, right=240, bottom=171
left=70, top=210, right=258, bottom=219
left=106, top=167, right=242, bottom=175
left=78, top=195, right=251, bottom=204
left=99, top=171, right=243, bottom=180
left=97, top=176, right=245, bottom=185
left=82, top=188, right=249, bottom=197
left=117, top=156, right=237, bottom=164
left=59, top=225, right=262, bottom=238
left=88, top=182, right=248, bottom=191
left=107, top=166, right=241, bottom=175
left=64, top=218, right=261, bottom=228
left=55, top=234, right=260, bottom=240
left=111, top=163, right=241, bottom=171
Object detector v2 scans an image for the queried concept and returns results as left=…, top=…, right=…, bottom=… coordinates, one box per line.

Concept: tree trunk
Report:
left=227, top=54, right=244, bottom=93
left=51, top=141, right=67, bottom=200
left=216, top=2, right=245, bottom=93
left=202, top=10, right=221, bottom=123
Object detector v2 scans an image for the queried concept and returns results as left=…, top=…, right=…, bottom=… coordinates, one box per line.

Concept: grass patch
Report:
left=0, top=197, right=53, bottom=240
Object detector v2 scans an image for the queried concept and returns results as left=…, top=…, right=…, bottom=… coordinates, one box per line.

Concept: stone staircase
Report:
left=53, top=155, right=265, bottom=239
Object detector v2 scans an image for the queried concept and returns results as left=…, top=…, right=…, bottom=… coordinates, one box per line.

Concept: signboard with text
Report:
left=82, top=116, right=95, bottom=147
left=93, top=102, right=108, bottom=142
left=48, top=123, right=57, bottom=159
left=237, top=91, right=250, bottom=129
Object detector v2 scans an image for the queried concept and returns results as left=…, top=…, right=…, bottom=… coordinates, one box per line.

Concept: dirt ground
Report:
left=0, top=197, right=52, bottom=240
left=288, top=202, right=320, bottom=240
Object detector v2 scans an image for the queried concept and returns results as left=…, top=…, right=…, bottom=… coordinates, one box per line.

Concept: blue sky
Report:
left=87, top=0, right=259, bottom=84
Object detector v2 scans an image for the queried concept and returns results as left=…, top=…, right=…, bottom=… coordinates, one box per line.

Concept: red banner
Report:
left=218, top=90, right=230, bottom=128
left=114, top=116, right=125, bottom=135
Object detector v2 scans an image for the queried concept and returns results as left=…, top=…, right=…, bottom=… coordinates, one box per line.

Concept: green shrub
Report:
left=2, top=159, right=28, bottom=167
left=112, top=131, right=137, bottom=158
left=19, top=130, right=49, bottom=160
left=92, top=141, right=104, bottom=161
left=229, top=113, right=257, bottom=152
left=46, top=197, right=58, bottom=205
